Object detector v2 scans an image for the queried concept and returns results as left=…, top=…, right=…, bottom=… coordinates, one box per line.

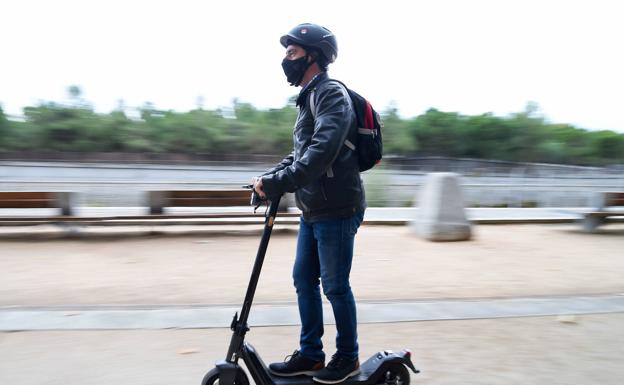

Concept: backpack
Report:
left=310, top=80, right=383, bottom=172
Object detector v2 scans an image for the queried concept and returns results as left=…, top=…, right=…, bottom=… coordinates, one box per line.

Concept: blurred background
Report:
left=1, top=2, right=624, bottom=385
left=1, top=0, right=623, bottom=210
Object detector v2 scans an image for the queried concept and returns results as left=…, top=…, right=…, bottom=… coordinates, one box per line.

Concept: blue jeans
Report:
left=293, top=211, right=365, bottom=362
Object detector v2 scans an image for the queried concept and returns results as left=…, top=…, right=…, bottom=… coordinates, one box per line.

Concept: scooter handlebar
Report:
left=242, top=185, right=283, bottom=216
left=242, top=184, right=270, bottom=212
left=241, top=184, right=266, bottom=207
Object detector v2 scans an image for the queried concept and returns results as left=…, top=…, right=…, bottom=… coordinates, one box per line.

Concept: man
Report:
left=252, top=23, right=366, bottom=384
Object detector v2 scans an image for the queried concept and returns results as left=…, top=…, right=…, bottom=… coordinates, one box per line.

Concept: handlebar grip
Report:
left=242, top=184, right=268, bottom=208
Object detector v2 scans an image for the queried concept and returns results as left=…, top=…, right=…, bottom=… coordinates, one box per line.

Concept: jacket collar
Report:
left=296, top=71, right=329, bottom=107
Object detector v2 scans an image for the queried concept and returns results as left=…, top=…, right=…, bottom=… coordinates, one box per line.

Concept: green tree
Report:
left=411, top=109, right=464, bottom=157
left=589, top=130, right=624, bottom=164
left=381, top=103, right=418, bottom=155
left=504, top=105, right=547, bottom=162
left=461, top=114, right=512, bottom=160
left=0, top=105, right=9, bottom=149
left=3, top=89, right=624, bottom=166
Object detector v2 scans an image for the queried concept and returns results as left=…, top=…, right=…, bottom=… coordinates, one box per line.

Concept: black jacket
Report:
left=261, top=72, right=366, bottom=222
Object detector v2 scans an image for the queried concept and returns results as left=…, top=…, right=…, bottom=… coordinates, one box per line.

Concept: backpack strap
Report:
left=309, top=84, right=357, bottom=150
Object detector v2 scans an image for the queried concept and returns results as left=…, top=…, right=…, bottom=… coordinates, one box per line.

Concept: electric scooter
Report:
left=202, top=188, right=419, bottom=385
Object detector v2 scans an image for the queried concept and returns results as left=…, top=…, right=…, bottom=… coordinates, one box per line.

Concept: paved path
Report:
left=2, top=294, right=624, bottom=331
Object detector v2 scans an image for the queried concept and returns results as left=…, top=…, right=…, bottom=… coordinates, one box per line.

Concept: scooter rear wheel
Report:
left=379, top=363, right=410, bottom=385
left=201, top=367, right=250, bottom=385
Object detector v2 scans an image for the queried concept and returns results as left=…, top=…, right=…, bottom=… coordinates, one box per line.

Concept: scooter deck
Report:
left=270, top=352, right=392, bottom=384
left=244, top=344, right=417, bottom=385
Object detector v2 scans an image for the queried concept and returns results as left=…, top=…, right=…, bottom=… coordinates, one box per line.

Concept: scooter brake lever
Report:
left=243, top=185, right=266, bottom=213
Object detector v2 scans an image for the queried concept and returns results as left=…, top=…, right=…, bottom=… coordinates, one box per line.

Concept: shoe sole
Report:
left=269, top=368, right=320, bottom=377
left=313, top=368, right=361, bottom=384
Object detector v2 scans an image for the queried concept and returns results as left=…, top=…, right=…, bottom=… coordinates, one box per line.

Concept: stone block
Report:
left=412, top=172, right=472, bottom=241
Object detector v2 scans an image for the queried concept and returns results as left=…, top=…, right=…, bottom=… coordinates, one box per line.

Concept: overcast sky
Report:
left=2, top=0, right=623, bottom=132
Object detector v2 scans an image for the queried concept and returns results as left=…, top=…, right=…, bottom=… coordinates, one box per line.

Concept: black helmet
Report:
left=280, top=23, right=338, bottom=63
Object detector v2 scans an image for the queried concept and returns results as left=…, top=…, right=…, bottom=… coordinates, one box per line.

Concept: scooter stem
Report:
left=226, top=195, right=282, bottom=361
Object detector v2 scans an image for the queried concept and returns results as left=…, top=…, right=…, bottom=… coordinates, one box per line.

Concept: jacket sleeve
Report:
left=261, top=151, right=294, bottom=176
left=262, top=82, right=351, bottom=198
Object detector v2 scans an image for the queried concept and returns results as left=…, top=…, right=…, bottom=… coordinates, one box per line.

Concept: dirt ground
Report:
left=1, top=223, right=623, bottom=385
left=0, top=224, right=623, bottom=306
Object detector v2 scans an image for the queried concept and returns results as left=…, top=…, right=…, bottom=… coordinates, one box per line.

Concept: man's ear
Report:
left=308, top=51, right=318, bottom=63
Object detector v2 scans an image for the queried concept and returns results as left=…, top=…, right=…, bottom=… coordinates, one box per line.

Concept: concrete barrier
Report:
left=412, top=172, right=472, bottom=241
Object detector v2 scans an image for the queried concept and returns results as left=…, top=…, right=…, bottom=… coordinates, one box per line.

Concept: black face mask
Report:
left=282, top=55, right=310, bottom=86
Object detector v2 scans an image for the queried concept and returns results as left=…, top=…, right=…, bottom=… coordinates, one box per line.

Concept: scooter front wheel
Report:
left=379, top=363, right=410, bottom=385
left=201, top=367, right=250, bottom=385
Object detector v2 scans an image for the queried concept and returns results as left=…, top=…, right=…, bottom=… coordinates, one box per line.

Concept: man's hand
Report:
left=252, top=177, right=267, bottom=199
